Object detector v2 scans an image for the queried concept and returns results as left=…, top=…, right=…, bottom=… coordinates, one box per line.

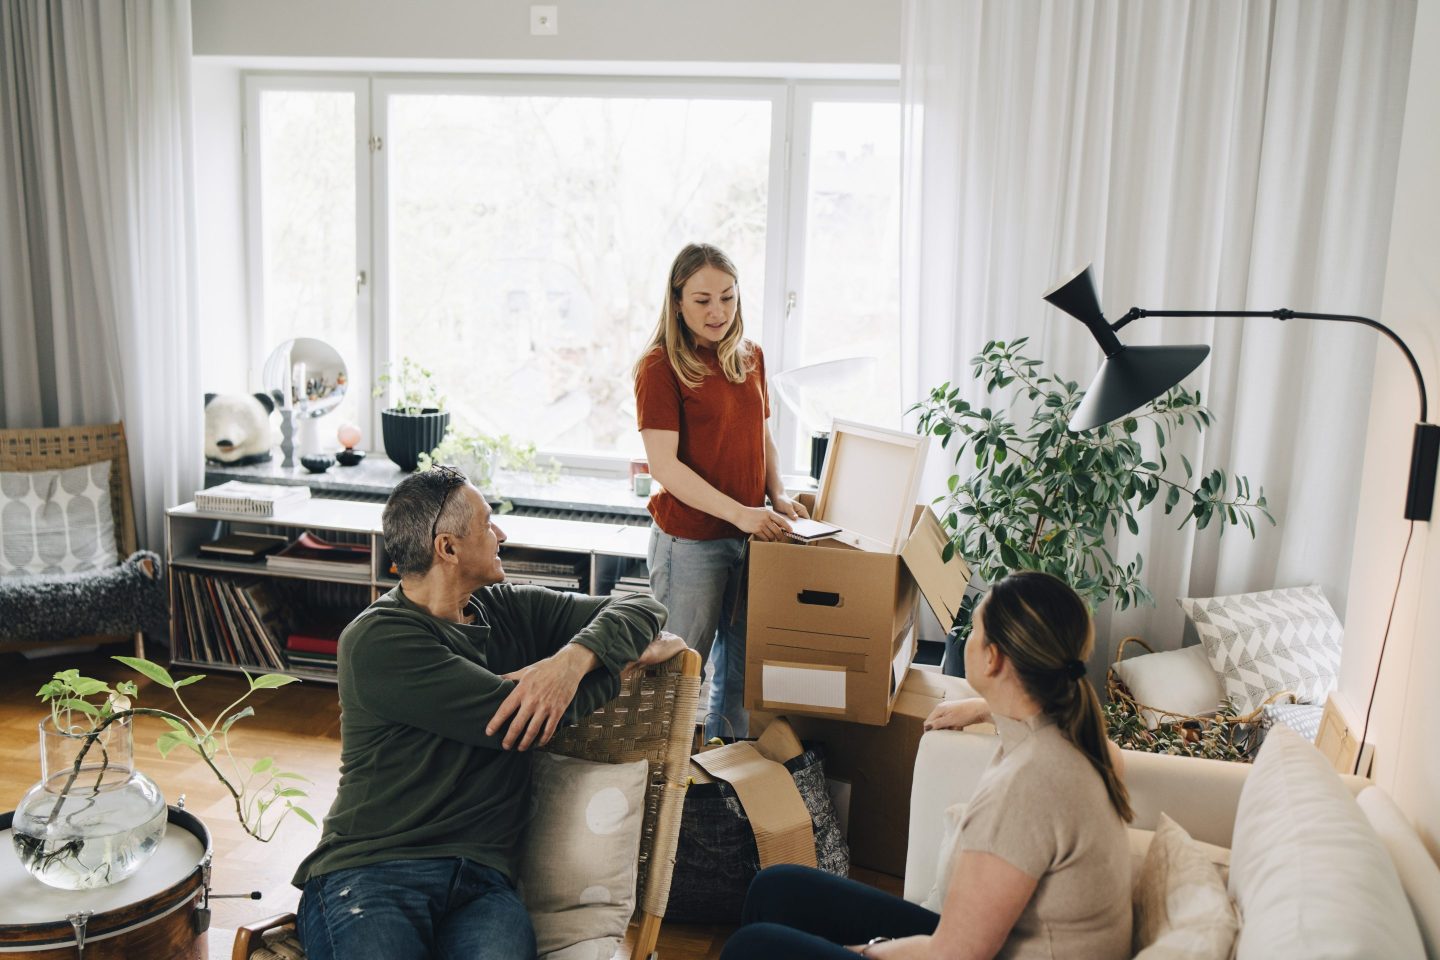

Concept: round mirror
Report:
left=263, top=338, right=348, bottom=420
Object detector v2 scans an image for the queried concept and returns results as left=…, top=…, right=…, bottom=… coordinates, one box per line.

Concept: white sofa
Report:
left=905, top=727, right=1440, bottom=958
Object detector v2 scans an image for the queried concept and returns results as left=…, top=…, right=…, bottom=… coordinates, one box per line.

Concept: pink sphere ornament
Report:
left=337, top=423, right=362, bottom=450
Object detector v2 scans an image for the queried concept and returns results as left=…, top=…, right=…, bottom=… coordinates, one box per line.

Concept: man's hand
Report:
left=488, top=643, right=598, bottom=751
left=621, top=630, right=689, bottom=680
left=923, top=697, right=992, bottom=732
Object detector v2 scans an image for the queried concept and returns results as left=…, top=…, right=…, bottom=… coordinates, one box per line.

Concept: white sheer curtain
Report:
left=0, top=0, right=201, bottom=551
left=900, top=0, right=1416, bottom=661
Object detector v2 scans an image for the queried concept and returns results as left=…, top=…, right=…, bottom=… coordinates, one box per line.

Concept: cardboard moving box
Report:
left=756, top=669, right=981, bottom=877
left=747, top=505, right=972, bottom=725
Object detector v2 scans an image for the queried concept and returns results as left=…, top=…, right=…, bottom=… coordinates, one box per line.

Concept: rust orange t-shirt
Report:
left=635, top=342, right=770, bottom=541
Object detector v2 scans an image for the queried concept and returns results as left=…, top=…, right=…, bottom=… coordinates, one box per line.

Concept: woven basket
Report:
left=1107, top=635, right=1296, bottom=732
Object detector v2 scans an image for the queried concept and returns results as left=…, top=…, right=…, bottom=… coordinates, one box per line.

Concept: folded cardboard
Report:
left=755, top=669, right=979, bottom=877
left=690, top=719, right=817, bottom=870
left=746, top=503, right=972, bottom=726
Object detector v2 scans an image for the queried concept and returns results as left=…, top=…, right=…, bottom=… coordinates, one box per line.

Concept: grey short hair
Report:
left=382, top=467, right=476, bottom=577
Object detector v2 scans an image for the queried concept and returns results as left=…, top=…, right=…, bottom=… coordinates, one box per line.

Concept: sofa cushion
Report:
left=1127, top=822, right=1230, bottom=883
left=0, top=462, right=118, bottom=576
left=1113, top=644, right=1223, bottom=728
left=1228, top=725, right=1424, bottom=959
left=923, top=801, right=966, bottom=912
left=517, top=753, right=648, bottom=959
left=1179, top=584, right=1341, bottom=714
left=1131, top=813, right=1238, bottom=959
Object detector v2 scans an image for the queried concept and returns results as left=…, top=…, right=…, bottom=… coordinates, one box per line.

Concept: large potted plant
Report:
left=375, top=357, right=450, bottom=472
left=912, top=338, right=1274, bottom=672
left=14, top=658, right=312, bottom=889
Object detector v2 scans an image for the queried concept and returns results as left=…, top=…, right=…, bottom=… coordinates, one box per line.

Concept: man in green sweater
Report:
left=293, top=465, right=677, bottom=960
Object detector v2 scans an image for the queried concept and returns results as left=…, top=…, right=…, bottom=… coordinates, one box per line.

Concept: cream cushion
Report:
left=922, top=801, right=967, bottom=912
left=518, top=753, right=648, bottom=959
left=1228, top=725, right=1424, bottom=958
left=0, top=462, right=118, bottom=576
left=1132, top=814, right=1238, bottom=959
left=1113, top=645, right=1222, bottom=728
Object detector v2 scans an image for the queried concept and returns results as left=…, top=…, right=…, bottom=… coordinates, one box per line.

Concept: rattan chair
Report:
left=233, top=647, right=703, bottom=960
left=0, top=421, right=145, bottom=658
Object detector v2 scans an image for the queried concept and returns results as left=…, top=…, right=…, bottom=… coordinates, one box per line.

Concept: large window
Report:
left=240, top=75, right=899, bottom=473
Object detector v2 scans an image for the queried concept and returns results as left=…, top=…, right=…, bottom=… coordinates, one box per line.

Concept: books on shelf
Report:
left=173, top=571, right=290, bottom=671
left=504, top=556, right=584, bottom=592
left=193, top=481, right=311, bottom=517
left=266, top=530, right=372, bottom=581
left=197, top=532, right=289, bottom=561
left=609, top=573, right=652, bottom=597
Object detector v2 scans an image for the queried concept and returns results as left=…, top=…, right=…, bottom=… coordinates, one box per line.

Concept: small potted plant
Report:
left=374, top=357, right=450, bottom=472
left=418, top=425, right=560, bottom=502
left=14, top=658, right=312, bottom=890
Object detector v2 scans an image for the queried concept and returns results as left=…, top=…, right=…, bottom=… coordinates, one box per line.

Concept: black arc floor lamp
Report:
left=1044, top=264, right=1439, bottom=772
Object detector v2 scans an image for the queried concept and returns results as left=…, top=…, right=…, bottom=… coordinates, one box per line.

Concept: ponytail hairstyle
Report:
left=979, top=571, right=1134, bottom=822
left=632, top=243, right=754, bottom=390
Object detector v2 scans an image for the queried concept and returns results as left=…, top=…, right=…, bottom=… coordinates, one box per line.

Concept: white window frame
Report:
left=243, top=74, right=375, bottom=433
left=241, top=72, right=899, bottom=477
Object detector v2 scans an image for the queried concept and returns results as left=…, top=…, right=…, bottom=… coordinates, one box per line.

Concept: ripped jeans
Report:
left=297, top=858, right=535, bottom=960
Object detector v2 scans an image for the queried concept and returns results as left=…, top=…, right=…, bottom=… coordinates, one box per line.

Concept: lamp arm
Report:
left=1112, top=307, right=1428, bottom=421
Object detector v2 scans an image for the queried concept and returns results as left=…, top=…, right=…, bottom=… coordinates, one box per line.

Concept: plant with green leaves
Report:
left=911, top=338, right=1274, bottom=639
left=1103, top=698, right=1255, bottom=762
left=374, top=356, right=446, bottom=414
left=34, top=658, right=315, bottom=843
left=417, top=424, right=560, bottom=497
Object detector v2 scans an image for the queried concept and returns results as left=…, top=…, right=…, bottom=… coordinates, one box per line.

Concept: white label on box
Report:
left=893, top=626, right=915, bottom=692
left=762, top=662, right=847, bottom=709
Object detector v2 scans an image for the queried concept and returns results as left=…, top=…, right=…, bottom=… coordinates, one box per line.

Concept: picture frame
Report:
left=812, top=419, right=929, bottom=553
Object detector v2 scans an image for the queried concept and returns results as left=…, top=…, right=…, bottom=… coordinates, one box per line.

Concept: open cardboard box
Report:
left=745, top=421, right=973, bottom=725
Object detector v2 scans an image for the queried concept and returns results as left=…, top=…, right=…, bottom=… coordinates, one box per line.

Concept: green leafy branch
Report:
left=374, top=356, right=446, bottom=414
left=36, top=658, right=316, bottom=842
left=911, top=338, right=1275, bottom=623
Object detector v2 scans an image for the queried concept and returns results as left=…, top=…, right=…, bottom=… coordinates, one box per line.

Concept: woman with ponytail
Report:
left=720, top=571, right=1132, bottom=960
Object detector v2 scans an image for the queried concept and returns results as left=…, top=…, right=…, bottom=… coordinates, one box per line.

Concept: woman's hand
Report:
left=770, top=493, right=811, bottom=521
left=734, top=505, right=794, bottom=542
left=924, top=698, right=992, bottom=731
left=845, top=935, right=931, bottom=957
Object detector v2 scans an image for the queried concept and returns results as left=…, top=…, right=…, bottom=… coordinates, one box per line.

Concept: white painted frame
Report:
left=813, top=418, right=928, bottom=553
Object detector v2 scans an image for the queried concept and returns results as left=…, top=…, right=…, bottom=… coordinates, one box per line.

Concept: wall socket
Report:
left=530, top=5, right=558, bottom=36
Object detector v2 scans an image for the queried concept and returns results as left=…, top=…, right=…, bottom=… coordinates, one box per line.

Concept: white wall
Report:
left=193, top=60, right=249, bottom=396
left=1339, top=0, right=1440, bottom=861
left=191, top=0, right=900, bottom=66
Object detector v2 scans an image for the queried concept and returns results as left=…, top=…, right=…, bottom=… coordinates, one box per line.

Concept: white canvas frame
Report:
left=813, top=419, right=928, bottom=553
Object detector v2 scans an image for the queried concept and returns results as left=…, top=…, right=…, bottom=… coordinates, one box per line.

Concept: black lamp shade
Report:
left=1068, top=344, right=1211, bottom=431
left=1043, top=265, right=1106, bottom=328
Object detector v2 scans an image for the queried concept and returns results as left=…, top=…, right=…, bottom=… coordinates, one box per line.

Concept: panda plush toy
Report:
left=204, top=392, right=281, bottom=465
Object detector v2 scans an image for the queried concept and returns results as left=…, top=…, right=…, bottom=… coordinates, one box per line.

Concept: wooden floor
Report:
left=0, top=647, right=901, bottom=959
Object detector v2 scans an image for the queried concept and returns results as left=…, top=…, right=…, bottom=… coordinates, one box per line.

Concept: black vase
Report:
left=381, top=409, right=451, bottom=472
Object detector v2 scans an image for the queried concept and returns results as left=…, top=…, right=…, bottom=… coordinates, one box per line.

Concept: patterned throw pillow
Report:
left=1261, top=702, right=1325, bottom=742
left=1178, top=585, right=1341, bottom=715
left=0, top=462, right=118, bottom=577
left=518, top=753, right=648, bottom=959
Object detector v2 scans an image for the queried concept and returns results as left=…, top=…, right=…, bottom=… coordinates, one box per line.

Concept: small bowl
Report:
left=335, top=448, right=366, bottom=467
left=301, top=454, right=335, bottom=474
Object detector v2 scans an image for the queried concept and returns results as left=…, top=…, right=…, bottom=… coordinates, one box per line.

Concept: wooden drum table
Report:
left=0, top=808, right=212, bottom=959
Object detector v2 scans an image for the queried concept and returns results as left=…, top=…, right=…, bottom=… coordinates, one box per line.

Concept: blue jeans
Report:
left=720, top=864, right=941, bottom=959
left=647, top=527, right=749, bottom=739
left=297, top=858, right=536, bottom=960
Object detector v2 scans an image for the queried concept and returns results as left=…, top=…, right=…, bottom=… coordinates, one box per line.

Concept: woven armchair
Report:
left=233, top=647, right=703, bottom=960
left=0, top=422, right=145, bottom=658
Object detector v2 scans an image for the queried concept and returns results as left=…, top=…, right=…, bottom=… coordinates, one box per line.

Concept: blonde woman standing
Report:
left=633, top=243, right=807, bottom=738
left=721, top=571, right=1133, bottom=959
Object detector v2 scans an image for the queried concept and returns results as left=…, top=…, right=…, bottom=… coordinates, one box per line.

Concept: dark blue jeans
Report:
left=720, top=864, right=941, bottom=959
left=297, top=858, right=536, bottom=960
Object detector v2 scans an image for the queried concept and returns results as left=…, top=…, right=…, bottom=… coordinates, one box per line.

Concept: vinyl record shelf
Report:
left=165, top=499, right=652, bottom=683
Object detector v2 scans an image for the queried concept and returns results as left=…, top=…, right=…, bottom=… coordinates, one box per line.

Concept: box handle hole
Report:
left=797, top=589, right=842, bottom=607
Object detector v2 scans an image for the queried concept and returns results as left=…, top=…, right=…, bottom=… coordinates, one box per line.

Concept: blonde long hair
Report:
left=634, top=243, right=754, bottom=390
left=980, top=571, right=1134, bottom=822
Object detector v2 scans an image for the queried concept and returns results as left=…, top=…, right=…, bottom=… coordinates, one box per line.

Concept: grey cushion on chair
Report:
left=0, top=461, right=119, bottom=576
left=0, top=550, right=167, bottom=643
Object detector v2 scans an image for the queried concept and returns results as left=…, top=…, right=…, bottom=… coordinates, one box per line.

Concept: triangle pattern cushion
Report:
left=1178, top=585, right=1341, bottom=715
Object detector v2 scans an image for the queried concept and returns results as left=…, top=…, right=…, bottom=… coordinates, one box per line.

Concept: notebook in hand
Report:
left=786, top=517, right=843, bottom=542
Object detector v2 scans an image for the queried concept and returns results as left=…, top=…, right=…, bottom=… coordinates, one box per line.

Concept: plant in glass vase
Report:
left=374, top=357, right=451, bottom=471
left=14, top=658, right=312, bottom=890
left=911, top=338, right=1274, bottom=664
